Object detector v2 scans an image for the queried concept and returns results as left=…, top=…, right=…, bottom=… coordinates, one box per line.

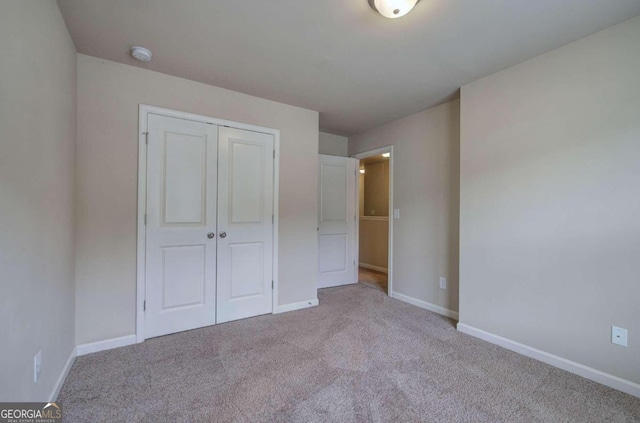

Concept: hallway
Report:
left=358, top=267, right=388, bottom=293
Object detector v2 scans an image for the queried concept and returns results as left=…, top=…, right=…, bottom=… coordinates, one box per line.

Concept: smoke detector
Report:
left=131, top=46, right=152, bottom=62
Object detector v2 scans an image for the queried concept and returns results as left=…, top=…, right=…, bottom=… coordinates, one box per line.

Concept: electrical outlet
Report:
left=612, top=326, right=628, bottom=347
left=439, top=277, right=447, bottom=290
left=34, top=351, right=42, bottom=383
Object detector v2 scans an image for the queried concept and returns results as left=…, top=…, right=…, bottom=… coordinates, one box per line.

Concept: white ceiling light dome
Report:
left=131, top=46, right=152, bottom=62
left=368, top=0, right=420, bottom=18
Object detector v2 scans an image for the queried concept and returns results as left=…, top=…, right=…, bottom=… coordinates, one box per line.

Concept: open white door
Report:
left=216, top=127, right=274, bottom=323
left=318, top=155, right=357, bottom=288
left=145, top=114, right=218, bottom=338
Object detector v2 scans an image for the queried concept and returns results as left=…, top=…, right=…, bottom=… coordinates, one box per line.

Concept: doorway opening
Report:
left=353, top=147, right=393, bottom=296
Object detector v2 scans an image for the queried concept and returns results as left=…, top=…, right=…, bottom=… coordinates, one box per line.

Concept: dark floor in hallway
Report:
left=358, top=266, right=388, bottom=293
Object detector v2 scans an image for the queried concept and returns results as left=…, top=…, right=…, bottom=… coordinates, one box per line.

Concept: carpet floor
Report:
left=59, top=285, right=640, bottom=422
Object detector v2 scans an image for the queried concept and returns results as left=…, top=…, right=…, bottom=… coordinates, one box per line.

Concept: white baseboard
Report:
left=359, top=263, right=388, bottom=274
left=49, top=347, right=76, bottom=401
left=76, top=334, right=137, bottom=356
left=274, top=298, right=319, bottom=314
left=391, top=292, right=459, bottom=320
left=457, top=323, right=640, bottom=398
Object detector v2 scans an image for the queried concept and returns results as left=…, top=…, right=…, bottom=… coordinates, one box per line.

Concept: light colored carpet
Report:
left=59, top=285, right=640, bottom=422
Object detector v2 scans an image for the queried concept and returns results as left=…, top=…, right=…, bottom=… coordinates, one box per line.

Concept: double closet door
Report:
left=145, top=114, right=274, bottom=339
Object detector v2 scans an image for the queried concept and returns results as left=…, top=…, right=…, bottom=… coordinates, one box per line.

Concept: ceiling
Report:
left=57, top=0, right=640, bottom=136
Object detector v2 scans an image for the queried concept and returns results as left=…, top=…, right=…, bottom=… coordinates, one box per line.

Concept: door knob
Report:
left=219, top=232, right=227, bottom=238
left=207, top=232, right=215, bottom=239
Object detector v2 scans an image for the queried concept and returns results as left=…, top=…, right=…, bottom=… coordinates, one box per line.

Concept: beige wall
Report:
left=359, top=159, right=390, bottom=270
left=76, top=55, right=319, bottom=344
left=319, top=132, right=348, bottom=156
left=460, top=17, right=640, bottom=384
left=359, top=173, right=365, bottom=217
left=0, top=1, right=76, bottom=401
left=349, top=100, right=460, bottom=313
left=359, top=219, right=389, bottom=270
left=363, top=161, right=389, bottom=217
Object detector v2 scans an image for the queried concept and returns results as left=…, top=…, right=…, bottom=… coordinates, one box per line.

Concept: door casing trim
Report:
left=136, top=104, right=280, bottom=343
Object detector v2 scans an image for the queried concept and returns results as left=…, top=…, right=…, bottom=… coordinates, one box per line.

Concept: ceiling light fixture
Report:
left=382, top=152, right=390, bottom=158
left=131, top=46, right=152, bottom=62
left=360, top=169, right=366, bottom=174
left=368, top=0, right=420, bottom=19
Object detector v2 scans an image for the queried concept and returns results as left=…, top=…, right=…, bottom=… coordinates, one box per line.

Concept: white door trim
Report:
left=352, top=146, right=394, bottom=296
left=136, top=104, right=280, bottom=343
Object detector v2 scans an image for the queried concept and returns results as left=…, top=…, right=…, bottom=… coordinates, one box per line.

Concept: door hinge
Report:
left=143, top=300, right=146, bottom=311
left=144, top=213, right=147, bottom=225
left=273, top=150, right=276, bottom=159
left=271, top=280, right=274, bottom=290
left=272, top=215, right=274, bottom=224
left=143, top=132, right=149, bottom=144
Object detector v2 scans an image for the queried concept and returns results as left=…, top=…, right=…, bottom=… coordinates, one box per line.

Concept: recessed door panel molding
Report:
left=229, top=242, right=264, bottom=299
left=217, top=126, right=274, bottom=324
left=320, top=163, right=347, bottom=222
left=162, top=245, right=206, bottom=309
left=229, top=139, right=264, bottom=224
left=162, top=131, right=207, bottom=226
left=145, top=114, right=218, bottom=339
left=318, top=155, right=357, bottom=289
left=319, top=234, right=347, bottom=273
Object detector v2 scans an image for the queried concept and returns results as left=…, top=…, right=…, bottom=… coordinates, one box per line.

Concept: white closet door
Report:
left=318, top=155, right=357, bottom=288
left=145, top=114, right=218, bottom=338
left=216, top=127, right=274, bottom=323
